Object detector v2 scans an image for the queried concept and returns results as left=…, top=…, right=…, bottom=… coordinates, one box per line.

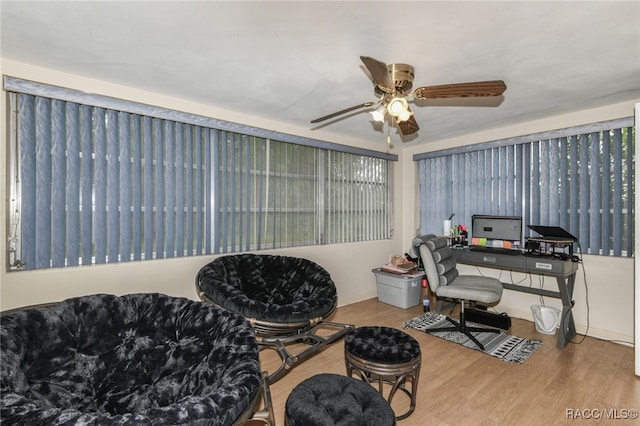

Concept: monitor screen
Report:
left=471, top=215, right=522, bottom=246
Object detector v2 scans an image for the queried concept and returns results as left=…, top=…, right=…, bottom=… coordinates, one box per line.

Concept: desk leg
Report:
left=556, top=274, right=577, bottom=348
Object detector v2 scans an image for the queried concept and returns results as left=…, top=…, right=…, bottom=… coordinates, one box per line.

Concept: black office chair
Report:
left=412, top=235, right=503, bottom=350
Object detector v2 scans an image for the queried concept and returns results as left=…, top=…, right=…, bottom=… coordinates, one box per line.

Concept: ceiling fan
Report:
left=311, top=56, right=507, bottom=137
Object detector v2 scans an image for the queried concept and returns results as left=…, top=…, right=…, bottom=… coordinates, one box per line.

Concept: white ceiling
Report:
left=2, top=1, right=639, bottom=148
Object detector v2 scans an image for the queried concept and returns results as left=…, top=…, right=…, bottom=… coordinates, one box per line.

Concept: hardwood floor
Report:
left=254, top=298, right=639, bottom=426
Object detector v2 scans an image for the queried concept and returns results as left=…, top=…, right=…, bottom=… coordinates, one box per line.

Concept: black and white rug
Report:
left=403, top=312, right=542, bottom=364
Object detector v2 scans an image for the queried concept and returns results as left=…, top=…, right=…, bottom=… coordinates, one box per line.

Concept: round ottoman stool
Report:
left=344, top=326, right=421, bottom=420
left=285, top=373, right=395, bottom=426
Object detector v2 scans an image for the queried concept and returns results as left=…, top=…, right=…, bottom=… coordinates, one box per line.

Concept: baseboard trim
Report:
left=500, top=307, right=634, bottom=347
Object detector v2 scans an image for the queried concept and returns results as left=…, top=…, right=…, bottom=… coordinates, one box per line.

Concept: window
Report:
left=6, top=77, right=395, bottom=270
left=213, top=134, right=321, bottom=252
left=414, top=119, right=634, bottom=256
left=324, top=151, right=392, bottom=244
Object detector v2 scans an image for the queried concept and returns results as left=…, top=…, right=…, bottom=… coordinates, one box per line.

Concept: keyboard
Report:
left=468, top=246, right=522, bottom=256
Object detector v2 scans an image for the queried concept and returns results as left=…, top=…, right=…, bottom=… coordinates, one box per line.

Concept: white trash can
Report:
left=530, top=305, right=561, bottom=335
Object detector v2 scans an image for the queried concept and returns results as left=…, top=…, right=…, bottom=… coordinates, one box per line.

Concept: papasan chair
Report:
left=196, top=254, right=353, bottom=383
left=0, top=293, right=274, bottom=426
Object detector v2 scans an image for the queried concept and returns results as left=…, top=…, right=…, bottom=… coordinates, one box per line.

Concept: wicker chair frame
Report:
left=197, top=288, right=353, bottom=383
left=232, top=372, right=275, bottom=426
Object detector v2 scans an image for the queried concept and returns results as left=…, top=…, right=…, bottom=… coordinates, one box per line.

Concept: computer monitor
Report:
left=471, top=215, right=523, bottom=247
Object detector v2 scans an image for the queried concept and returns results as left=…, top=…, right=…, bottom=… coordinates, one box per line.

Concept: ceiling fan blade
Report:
left=360, top=56, right=395, bottom=93
left=397, top=108, right=419, bottom=136
left=414, top=80, right=506, bottom=99
left=310, top=102, right=375, bottom=124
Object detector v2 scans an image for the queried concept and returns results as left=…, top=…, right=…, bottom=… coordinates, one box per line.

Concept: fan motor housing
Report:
left=375, top=63, right=414, bottom=96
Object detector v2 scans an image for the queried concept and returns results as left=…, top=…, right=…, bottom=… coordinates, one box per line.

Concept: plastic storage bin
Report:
left=372, top=268, right=424, bottom=309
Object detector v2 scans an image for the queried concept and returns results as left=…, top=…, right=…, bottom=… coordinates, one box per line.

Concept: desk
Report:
left=454, top=249, right=579, bottom=348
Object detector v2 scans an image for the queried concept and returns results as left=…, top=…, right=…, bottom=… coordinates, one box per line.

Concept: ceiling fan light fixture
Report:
left=387, top=97, right=408, bottom=117
left=397, top=109, right=413, bottom=122
left=370, top=104, right=386, bottom=122
left=311, top=56, right=506, bottom=138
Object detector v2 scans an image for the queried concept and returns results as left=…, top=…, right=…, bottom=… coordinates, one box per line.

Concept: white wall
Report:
left=0, top=59, right=636, bottom=346
left=0, top=241, right=401, bottom=311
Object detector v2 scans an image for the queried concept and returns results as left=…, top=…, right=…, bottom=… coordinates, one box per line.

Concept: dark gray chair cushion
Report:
left=196, top=254, right=337, bottom=323
left=0, top=293, right=261, bottom=425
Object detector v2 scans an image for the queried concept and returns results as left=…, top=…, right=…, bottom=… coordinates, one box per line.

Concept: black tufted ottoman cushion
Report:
left=285, top=373, right=395, bottom=426
left=344, top=326, right=421, bottom=420
left=344, top=326, right=421, bottom=364
left=0, top=293, right=262, bottom=425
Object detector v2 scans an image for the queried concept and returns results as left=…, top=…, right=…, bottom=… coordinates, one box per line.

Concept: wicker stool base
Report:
left=344, top=326, right=421, bottom=420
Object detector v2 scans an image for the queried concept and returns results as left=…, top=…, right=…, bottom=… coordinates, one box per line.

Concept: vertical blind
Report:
left=416, top=120, right=634, bottom=256
left=8, top=90, right=392, bottom=270
left=212, top=133, right=320, bottom=252
left=324, top=151, right=391, bottom=244
left=16, top=95, right=212, bottom=268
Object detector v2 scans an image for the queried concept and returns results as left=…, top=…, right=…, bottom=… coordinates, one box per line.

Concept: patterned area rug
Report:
left=403, top=312, right=542, bottom=364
